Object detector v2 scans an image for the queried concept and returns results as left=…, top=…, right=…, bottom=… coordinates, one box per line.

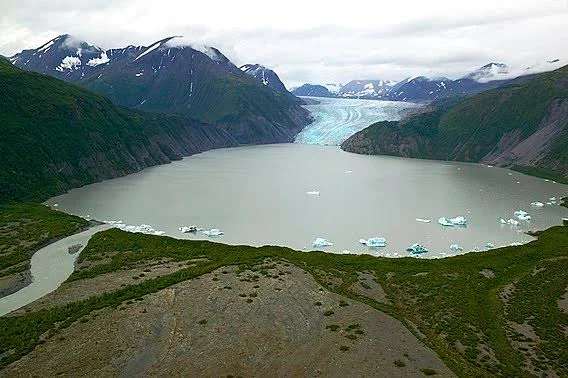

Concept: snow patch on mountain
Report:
left=87, top=52, right=110, bottom=67
left=56, top=56, right=81, bottom=71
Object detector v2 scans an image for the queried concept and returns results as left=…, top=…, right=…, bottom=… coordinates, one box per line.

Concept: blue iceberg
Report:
left=312, top=237, right=333, bottom=248
left=407, top=243, right=428, bottom=254
left=359, top=237, right=387, bottom=247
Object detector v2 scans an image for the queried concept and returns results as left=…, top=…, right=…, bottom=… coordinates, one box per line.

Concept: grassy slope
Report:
left=0, top=204, right=88, bottom=277
left=0, top=203, right=566, bottom=376
left=0, top=58, right=235, bottom=204
left=342, top=65, right=568, bottom=178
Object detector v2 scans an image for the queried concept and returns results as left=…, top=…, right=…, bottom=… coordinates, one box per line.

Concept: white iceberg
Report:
left=306, top=191, right=320, bottom=196
left=415, top=218, right=431, bottom=223
left=450, top=244, right=463, bottom=252
left=485, top=242, right=495, bottom=249
left=507, top=218, right=520, bottom=226
left=499, top=218, right=507, bottom=224
left=514, top=210, right=531, bottom=221
left=530, top=201, right=544, bottom=207
left=203, top=228, right=223, bottom=237
left=438, top=216, right=468, bottom=227
left=359, top=237, right=387, bottom=247
left=178, top=225, right=200, bottom=233
left=406, top=243, right=428, bottom=254
left=312, top=237, right=333, bottom=248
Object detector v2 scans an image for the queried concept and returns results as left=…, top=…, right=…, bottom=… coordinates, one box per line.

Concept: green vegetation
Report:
left=511, top=166, right=568, bottom=185
left=420, top=367, right=437, bottom=376
left=325, top=324, right=340, bottom=331
left=0, top=203, right=88, bottom=278
left=339, top=345, right=350, bottom=352
left=342, top=64, right=568, bottom=180
left=323, top=310, right=335, bottom=316
left=0, top=205, right=567, bottom=376
left=394, top=359, right=406, bottom=367
left=0, top=58, right=235, bottom=205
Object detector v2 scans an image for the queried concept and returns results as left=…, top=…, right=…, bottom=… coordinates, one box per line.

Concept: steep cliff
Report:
left=0, top=58, right=237, bottom=204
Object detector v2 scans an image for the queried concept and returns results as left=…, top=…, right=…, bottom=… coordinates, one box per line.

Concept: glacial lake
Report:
left=47, top=144, right=568, bottom=258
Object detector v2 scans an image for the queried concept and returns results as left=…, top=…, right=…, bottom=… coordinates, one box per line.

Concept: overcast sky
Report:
left=1, top=0, right=567, bottom=87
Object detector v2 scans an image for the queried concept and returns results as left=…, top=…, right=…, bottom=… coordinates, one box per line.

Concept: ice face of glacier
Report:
left=294, top=97, right=419, bottom=146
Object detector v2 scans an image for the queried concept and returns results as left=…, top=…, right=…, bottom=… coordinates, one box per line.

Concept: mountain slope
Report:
left=341, top=65, right=568, bottom=179
left=10, top=35, right=311, bottom=144
left=0, top=58, right=237, bottom=204
left=291, top=84, right=336, bottom=98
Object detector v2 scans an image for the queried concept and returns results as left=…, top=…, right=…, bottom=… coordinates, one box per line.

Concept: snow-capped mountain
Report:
left=239, top=64, right=287, bottom=93
left=463, top=62, right=509, bottom=83
left=339, top=80, right=396, bottom=98
left=9, top=34, right=109, bottom=80
left=10, top=34, right=311, bottom=145
left=382, top=76, right=458, bottom=102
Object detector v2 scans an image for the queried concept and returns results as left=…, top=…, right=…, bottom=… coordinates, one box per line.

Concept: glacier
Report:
left=294, top=97, right=419, bottom=146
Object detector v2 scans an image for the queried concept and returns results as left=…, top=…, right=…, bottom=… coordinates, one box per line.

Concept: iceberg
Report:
left=178, top=225, right=200, bottom=233
left=485, top=242, right=495, bottom=249
left=514, top=210, right=531, bottom=221
left=530, top=201, right=544, bottom=207
left=359, top=237, right=387, bottom=247
left=415, top=218, right=431, bottom=223
left=203, top=228, right=223, bottom=237
left=312, top=237, right=333, bottom=248
left=406, top=243, right=428, bottom=254
left=438, top=216, right=468, bottom=227
left=306, top=191, right=320, bottom=196
left=499, top=218, right=507, bottom=224
left=450, top=244, right=463, bottom=252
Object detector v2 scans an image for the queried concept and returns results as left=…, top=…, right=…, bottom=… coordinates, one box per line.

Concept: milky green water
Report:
left=46, top=144, right=568, bottom=258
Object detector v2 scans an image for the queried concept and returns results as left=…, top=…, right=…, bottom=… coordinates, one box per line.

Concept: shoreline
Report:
left=0, top=219, right=102, bottom=301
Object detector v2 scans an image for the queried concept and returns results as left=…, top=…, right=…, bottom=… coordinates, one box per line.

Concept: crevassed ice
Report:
left=294, top=98, right=419, bottom=146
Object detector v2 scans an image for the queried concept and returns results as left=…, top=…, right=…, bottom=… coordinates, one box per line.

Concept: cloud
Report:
left=1, top=0, right=567, bottom=86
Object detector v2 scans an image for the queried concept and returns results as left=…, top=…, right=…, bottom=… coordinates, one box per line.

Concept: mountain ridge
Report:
left=10, top=34, right=311, bottom=145
left=341, top=64, right=568, bottom=180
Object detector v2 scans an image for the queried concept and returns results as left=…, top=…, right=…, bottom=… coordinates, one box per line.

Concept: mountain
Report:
left=291, top=60, right=565, bottom=103
left=10, top=35, right=311, bottom=145
left=341, top=64, right=568, bottom=180
left=239, top=63, right=305, bottom=104
left=464, top=62, right=509, bottom=83
left=290, top=84, right=336, bottom=98
left=0, top=57, right=238, bottom=204
left=339, top=80, right=395, bottom=98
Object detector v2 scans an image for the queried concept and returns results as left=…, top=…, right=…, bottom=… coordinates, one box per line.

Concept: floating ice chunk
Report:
left=499, top=218, right=507, bottom=224
left=530, top=201, right=544, bottom=207
left=438, top=217, right=454, bottom=226
left=154, top=231, right=165, bottom=236
left=53, top=203, right=59, bottom=207
left=406, top=243, right=428, bottom=254
left=415, top=218, right=431, bottom=223
left=203, top=229, right=223, bottom=236
left=312, top=237, right=333, bottom=248
left=450, top=244, right=463, bottom=252
left=359, top=237, right=387, bottom=247
left=507, top=218, right=520, bottom=226
left=306, top=191, right=320, bottom=196
left=178, top=225, right=200, bottom=233
left=438, top=216, right=468, bottom=227
left=345, top=170, right=352, bottom=174
left=485, top=242, right=495, bottom=248
left=550, top=197, right=556, bottom=201
left=546, top=202, right=553, bottom=205
left=203, top=228, right=223, bottom=237
left=472, top=247, right=481, bottom=252
left=514, top=210, right=531, bottom=221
